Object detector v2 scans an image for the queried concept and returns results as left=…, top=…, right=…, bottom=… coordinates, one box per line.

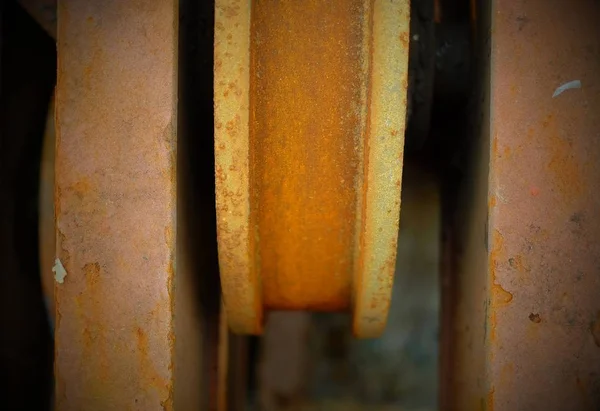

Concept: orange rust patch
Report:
left=529, top=313, right=542, bottom=323
left=70, top=178, right=92, bottom=199
left=136, top=327, right=169, bottom=391
left=489, top=230, right=513, bottom=342
left=486, top=386, right=495, bottom=411
left=84, top=262, right=101, bottom=289
left=492, top=283, right=513, bottom=305
left=541, top=113, right=583, bottom=201
left=76, top=262, right=109, bottom=381
left=399, top=31, right=409, bottom=49
left=489, top=230, right=503, bottom=281
left=251, top=1, right=363, bottom=310
left=508, top=254, right=529, bottom=274
left=491, top=135, right=499, bottom=157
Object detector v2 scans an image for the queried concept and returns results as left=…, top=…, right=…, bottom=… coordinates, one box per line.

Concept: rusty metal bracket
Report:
left=214, top=0, right=410, bottom=337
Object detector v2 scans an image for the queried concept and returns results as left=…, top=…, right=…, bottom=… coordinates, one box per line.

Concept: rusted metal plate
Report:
left=252, top=0, right=363, bottom=314
left=55, top=1, right=178, bottom=409
left=215, top=0, right=410, bottom=338
left=452, top=0, right=600, bottom=409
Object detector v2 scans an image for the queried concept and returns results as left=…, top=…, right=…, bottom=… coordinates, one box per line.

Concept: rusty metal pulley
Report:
left=214, top=0, right=410, bottom=338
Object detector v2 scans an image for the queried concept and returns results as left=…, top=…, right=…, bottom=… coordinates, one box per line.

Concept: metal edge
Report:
left=353, top=0, right=410, bottom=338
left=214, top=0, right=263, bottom=334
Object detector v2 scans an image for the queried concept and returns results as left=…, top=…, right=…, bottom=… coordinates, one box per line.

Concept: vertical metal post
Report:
left=55, top=1, right=179, bottom=409
left=451, top=1, right=600, bottom=409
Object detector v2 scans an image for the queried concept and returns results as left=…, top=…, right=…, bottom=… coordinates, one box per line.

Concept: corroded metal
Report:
left=452, top=0, right=600, bottom=410
left=215, top=0, right=410, bottom=338
left=55, top=1, right=178, bottom=409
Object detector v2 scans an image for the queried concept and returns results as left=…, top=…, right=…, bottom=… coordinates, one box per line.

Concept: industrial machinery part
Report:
left=214, top=0, right=410, bottom=338
left=50, top=0, right=238, bottom=408
left=446, top=0, right=600, bottom=410
left=54, top=1, right=186, bottom=409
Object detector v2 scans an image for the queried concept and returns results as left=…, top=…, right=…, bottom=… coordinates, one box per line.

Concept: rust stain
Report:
left=84, top=262, right=101, bottom=289
left=492, top=284, right=513, bottom=305
left=487, top=386, right=495, bottom=411
left=490, top=230, right=513, bottom=306
left=73, top=262, right=110, bottom=384
left=543, top=114, right=583, bottom=201
left=399, top=31, right=409, bottom=49
left=488, top=230, right=513, bottom=343
left=491, top=135, right=499, bottom=157
left=216, top=0, right=408, bottom=336
left=251, top=0, right=363, bottom=310
left=136, top=327, right=169, bottom=391
left=508, top=255, right=529, bottom=274
left=489, top=229, right=503, bottom=276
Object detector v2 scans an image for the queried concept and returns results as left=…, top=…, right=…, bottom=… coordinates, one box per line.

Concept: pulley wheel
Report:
left=214, top=0, right=410, bottom=338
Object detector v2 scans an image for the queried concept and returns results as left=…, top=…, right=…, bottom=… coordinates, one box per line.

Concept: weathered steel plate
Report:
left=451, top=0, right=600, bottom=409
left=55, top=1, right=178, bottom=408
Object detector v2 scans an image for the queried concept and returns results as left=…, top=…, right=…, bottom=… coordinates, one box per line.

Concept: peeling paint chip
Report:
left=53, top=258, right=67, bottom=284
left=552, top=80, right=581, bottom=98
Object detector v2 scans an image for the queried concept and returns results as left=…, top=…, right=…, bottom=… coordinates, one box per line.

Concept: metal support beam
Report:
left=451, top=1, right=600, bottom=409
left=55, top=1, right=180, bottom=409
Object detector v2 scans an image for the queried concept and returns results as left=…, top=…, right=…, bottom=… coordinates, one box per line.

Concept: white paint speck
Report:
left=553, top=80, right=581, bottom=98
left=52, top=258, right=67, bottom=284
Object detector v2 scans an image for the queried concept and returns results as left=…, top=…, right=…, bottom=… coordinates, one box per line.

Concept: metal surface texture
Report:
left=214, top=0, right=410, bottom=337
left=452, top=0, right=600, bottom=410
left=55, top=1, right=179, bottom=409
